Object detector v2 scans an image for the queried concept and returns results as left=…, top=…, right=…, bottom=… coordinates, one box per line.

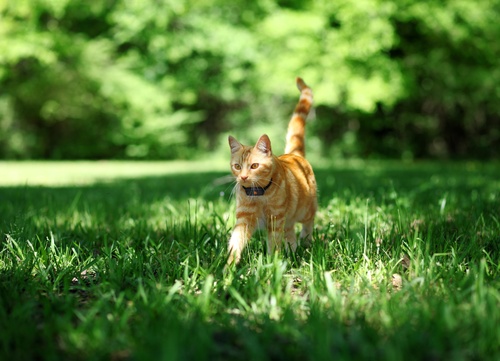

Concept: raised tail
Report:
left=284, top=77, right=313, bottom=157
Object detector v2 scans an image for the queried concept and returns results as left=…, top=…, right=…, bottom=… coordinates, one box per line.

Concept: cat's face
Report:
left=228, top=135, right=274, bottom=187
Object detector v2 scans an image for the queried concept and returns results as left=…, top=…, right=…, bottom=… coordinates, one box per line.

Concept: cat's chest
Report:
left=237, top=195, right=277, bottom=218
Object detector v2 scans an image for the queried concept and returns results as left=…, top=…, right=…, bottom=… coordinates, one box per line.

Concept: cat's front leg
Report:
left=285, top=225, right=298, bottom=252
left=227, top=216, right=257, bottom=265
left=299, top=219, right=314, bottom=247
left=266, top=215, right=286, bottom=254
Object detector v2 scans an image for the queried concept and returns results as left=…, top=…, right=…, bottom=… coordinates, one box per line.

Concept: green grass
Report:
left=1, top=160, right=499, bottom=361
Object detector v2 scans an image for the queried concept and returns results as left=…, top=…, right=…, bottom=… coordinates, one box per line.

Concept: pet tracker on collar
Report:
left=242, top=179, right=273, bottom=196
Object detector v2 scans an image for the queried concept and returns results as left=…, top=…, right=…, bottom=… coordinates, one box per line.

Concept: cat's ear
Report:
left=255, top=134, right=272, bottom=156
left=228, top=135, right=242, bottom=154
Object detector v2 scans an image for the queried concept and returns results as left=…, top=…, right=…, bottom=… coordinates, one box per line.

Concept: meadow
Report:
left=0, top=160, right=499, bottom=361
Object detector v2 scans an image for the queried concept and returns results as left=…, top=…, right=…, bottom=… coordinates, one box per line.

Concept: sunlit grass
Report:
left=0, top=160, right=228, bottom=186
left=0, top=161, right=499, bottom=360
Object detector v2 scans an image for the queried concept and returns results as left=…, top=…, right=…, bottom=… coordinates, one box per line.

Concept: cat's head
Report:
left=228, top=134, right=274, bottom=187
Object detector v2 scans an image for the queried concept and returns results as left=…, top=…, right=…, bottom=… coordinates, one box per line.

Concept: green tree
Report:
left=301, top=0, right=500, bottom=159
left=0, top=0, right=198, bottom=158
left=1, top=0, right=499, bottom=159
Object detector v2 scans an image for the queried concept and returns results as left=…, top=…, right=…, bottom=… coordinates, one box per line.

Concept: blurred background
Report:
left=1, top=0, right=499, bottom=161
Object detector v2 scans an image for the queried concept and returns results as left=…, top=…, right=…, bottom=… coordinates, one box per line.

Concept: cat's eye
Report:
left=233, top=164, right=241, bottom=170
left=250, top=163, right=259, bottom=169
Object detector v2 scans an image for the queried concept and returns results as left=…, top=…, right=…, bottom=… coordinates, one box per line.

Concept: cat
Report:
left=227, top=77, right=317, bottom=265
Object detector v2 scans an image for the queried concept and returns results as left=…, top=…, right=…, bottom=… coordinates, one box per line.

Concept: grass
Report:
left=0, top=160, right=499, bottom=361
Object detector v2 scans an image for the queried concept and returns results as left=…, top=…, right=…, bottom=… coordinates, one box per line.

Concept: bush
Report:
left=1, top=0, right=499, bottom=159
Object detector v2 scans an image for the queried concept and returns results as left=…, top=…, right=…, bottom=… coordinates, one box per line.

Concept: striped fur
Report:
left=227, top=77, right=317, bottom=265
left=285, top=77, right=313, bottom=157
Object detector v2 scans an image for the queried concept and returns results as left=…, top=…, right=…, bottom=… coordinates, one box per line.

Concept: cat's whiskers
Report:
left=254, top=176, right=284, bottom=191
left=228, top=181, right=239, bottom=202
left=217, top=176, right=237, bottom=201
left=269, top=178, right=284, bottom=191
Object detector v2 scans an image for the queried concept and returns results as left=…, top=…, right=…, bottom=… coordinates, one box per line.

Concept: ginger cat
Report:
left=227, top=77, right=317, bottom=264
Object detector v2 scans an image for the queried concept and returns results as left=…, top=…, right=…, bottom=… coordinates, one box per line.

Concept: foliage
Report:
left=0, top=0, right=499, bottom=159
left=0, top=160, right=499, bottom=360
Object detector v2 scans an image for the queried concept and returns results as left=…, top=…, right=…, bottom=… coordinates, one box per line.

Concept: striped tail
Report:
left=285, top=77, right=313, bottom=158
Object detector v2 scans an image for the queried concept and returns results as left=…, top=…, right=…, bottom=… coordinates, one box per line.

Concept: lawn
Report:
left=0, top=160, right=499, bottom=361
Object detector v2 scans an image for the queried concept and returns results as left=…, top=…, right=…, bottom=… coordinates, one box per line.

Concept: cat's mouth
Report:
left=238, top=178, right=260, bottom=187
left=238, top=179, right=252, bottom=187
left=237, top=177, right=272, bottom=189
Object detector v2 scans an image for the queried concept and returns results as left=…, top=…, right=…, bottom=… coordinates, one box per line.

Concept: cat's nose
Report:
left=241, top=175, right=248, bottom=181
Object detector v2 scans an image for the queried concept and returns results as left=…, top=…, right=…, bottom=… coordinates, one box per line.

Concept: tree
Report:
left=1, top=0, right=499, bottom=159
left=0, top=0, right=198, bottom=158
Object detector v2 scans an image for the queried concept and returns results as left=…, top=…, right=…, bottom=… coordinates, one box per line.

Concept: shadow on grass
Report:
left=0, top=161, right=499, bottom=361
left=1, top=162, right=499, bottom=243
left=0, top=161, right=498, bottom=269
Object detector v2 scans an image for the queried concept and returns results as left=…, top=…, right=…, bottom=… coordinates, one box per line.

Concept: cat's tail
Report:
left=285, top=77, right=313, bottom=158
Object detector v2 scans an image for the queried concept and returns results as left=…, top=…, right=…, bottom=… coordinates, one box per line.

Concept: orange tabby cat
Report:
left=227, top=77, right=317, bottom=264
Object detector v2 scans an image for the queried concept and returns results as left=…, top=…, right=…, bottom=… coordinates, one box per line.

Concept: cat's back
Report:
left=277, top=153, right=316, bottom=193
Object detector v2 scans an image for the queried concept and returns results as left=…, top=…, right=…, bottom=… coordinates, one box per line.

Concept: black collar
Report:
left=242, top=179, right=273, bottom=196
